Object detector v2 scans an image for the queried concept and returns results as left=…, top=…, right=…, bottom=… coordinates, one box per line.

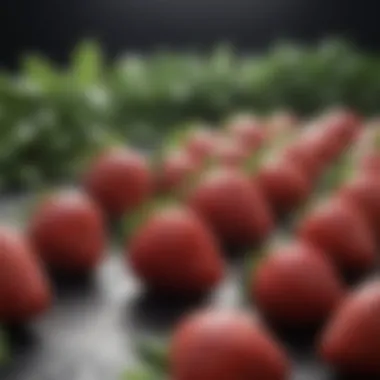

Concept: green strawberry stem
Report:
left=136, top=338, right=169, bottom=374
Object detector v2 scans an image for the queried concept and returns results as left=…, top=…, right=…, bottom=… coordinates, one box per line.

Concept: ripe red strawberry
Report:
left=213, top=137, right=250, bottom=168
left=322, top=108, right=362, bottom=146
left=339, top=174, right=380, bottom=242
left=84, top=147, right=152, bottom=218
left=251, top=240, right=345, bottom=327
left=0, top=227, right=51, bottom=323
left=297, top=196, right=376, bottom=275
left=227, top=117, right=266, bottom=152
left=184, top=128, right=220, bottom=165
left=282, top=136, right=325, bottom=182
left=255, top=155, right=312, bottom=216
left=267, top=111, right=299, bottom=138
left=154, top=150, right=199, bottom=194
left=312, top=110, right=361, bottom=163
left=28, top=190, right=106, bottom=273
left=170, top=309, right=290, bottom=380
left=127, top=205, right=225, bottom=295
left=187, top=168, right=274, bottom=248
left=319, top=280, right=380, bottom=375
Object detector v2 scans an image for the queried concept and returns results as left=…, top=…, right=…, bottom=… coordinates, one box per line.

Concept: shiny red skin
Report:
left=228, top=119, right=266, bottom=152
left=319, top=280, right=380, bottom=375
left=185, top=129, right=220, bottom=165
left=0, top=227, right=51, bottom=323
left=170, top=310, right=290, bottom=380
left=339, top=174, right=380, bottom=241
left=29, top=190, right=106, bottom=273
left=297, top=196, right=376, bottom=275
left=84, top=147, right=152, bottom=218
left=256, top=156, right=312, bottom=216
left=187, top=168, right=274, bottom=248
left=128, top=206, right=225, bottom=294
left=155, top=151, right=199, bottom=194
left=252, top=240, right=345, bottom=327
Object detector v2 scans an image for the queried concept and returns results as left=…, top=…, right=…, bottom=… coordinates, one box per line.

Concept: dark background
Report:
left=1, top=0, right=379, bottom=68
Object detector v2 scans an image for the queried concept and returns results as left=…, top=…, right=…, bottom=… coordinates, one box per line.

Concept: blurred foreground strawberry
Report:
left=28, top=190, right=106, bottom=273
left=170, top=309, right=290, bottom=380
left=127, top=205, right=225, bottom=295
left=0, top=227, right=51, bottom=323
left=319, top=280, right=380, bottom=375
left=187, top=167, right=274, bottom=249
left=251, top=240, right=345, bottom=327
left=339, top=174, right=380, bottom=244
left=298, top=196, right=376, bottom=275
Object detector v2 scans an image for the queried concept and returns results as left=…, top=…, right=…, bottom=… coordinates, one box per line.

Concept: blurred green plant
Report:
left=0, top=38, right=379, bottom=192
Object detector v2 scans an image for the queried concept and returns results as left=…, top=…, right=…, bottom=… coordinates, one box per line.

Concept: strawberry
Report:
left=154, top=150, right=199, bottom=194
left=297, top=196, right=376, bottom=275
left=0, top=227, right=51, bottom=323
left=251, top=240, right=345, bottom=327
left=184, top=128, right=220, bottom=165
left=213, top=137, right=250, bottom=168
left=319, top=280, right=380, bottom=375
left=170, top=309, right=290, bottom=380
left=127, top=205, right=225, bottom=295
left=227, top=116, right=266, bottom=152
left=187, top=167, right=274, bottom=249
left=84, top=147, right=152, bottom=218
left=267, top=111, right=299, bottom=138
left=255, top=155, right=312, bottom=216
left=282, top=136, right=325, bottom=183
left=28, top=190, right=106, bottom=273
left=339, top=174, right=380, bottom=242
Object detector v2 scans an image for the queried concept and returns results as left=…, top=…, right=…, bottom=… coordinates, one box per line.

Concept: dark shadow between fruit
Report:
left=0, top=325, right=40, bottom=377
left=47, top=268, right=99, bottom=301
left=332, top=372, right=380, bottom=380
left=264, top=320, right=323, bottom=358
left=127, top=289, right=209, bottom=336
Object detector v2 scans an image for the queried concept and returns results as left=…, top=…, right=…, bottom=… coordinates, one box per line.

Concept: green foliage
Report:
left=1, top=38, right=380, bottom=192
